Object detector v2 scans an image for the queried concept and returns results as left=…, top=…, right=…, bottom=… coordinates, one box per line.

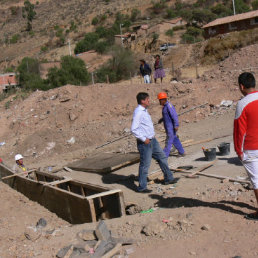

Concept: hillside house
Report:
left=0, top=73, right=18, bottom=92
left=114, top=33, right=136, bottom=46
left=203, top=10, right=258, bottom=39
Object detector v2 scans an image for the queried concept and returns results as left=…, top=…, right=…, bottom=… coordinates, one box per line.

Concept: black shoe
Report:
left=137, top=189, right=152, bottom=193
left=163, top=178, right=180, bottom=185
left=244, top=212, right=258, bottom=221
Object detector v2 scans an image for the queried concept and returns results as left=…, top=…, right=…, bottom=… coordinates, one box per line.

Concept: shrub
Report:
left=92, top=16, right=99, bottom=25
left=131, top=8, right=141, bottom=21
left=166, top=8, right=177, bottom=18
left=40, top=45, right=48, bottom=52
left=152, top=0, right=167, bottom=14
left=252, top=0, right=258, bottom=10
left=10, top=34, right=20, bottom=44
left=46, top=56, right=90, bottom=87
left=165, top=29, right=174, bottom=37
left=74, top=32, right=99, bottom=54
left=10, top=6, right=19, bottom=15
left=22, top=0, right=36, bottom=31
left=173, top=25, right=185, bottom=31
left=95, top=46, right=136, bottom=83
left=211, top=4, right=232, bottom=17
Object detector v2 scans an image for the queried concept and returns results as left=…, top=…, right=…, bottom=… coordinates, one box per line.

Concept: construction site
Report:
left=0, top=0, right=258, bottom=256
left=0, top=41, right=257, bottom=257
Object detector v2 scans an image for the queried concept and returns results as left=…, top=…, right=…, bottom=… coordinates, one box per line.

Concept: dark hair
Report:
left=238, top=72, right=256, bottom=89
left=139, top=59, right=145, bottom=63
left=155, top=54, right=160, bottom=58
left=137, top=92, right=149, bottom=104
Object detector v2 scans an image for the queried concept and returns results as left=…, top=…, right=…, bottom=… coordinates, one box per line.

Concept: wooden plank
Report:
left=118, top=191, right=126, bottom=217
left=43, top=177, right=72, bottom=186
left=174, top=168, right=250, bottom=184
left=1, top=169, right=35, bottom=180
left=88, top=199, right=97, bottom=222
left=86, top=189, right=122, bottom=200
left=67, top=152, right=140, bottom=174
left=187, top=160, right=217, bottom=177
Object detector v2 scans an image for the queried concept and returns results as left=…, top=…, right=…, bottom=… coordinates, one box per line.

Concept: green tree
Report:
left=211, top=3, right=232, bottom=17
left=74, top=32, right=99, bottom=54
left=96, top=46, right=135, bottom=83
left=17, top=57, right=46, bottom=90
left=235, top=0, right=250, bottom=13
left=22, top=0, right=36, bottom=31
left=47, top=56, right=90, bottom=87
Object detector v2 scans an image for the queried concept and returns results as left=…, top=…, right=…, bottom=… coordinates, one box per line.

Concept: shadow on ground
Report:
left=102, top=174, right=138, bottom=191
left=218, top=157, right=242, bottom=166
left=149, top=194, right=256, bottom=215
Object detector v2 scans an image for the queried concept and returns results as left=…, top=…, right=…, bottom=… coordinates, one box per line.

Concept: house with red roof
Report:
left=0, top=73, right=18, bottom=92
left=203, top=10, right=258, bottom=39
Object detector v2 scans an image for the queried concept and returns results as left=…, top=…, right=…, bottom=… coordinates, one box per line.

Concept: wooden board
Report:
left=0, top=163, right=125, bottom=224
left=67, top=152, right=140, bottom=174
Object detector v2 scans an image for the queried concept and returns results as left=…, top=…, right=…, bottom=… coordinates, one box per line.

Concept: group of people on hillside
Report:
left=139, top=55, right=165, bottom=84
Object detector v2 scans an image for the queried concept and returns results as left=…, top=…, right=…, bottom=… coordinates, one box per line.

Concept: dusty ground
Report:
left=0, top=44, right=258, bottom=257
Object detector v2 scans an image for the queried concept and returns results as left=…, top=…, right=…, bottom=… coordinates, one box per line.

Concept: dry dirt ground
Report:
left=0, top=44, right=258, bottom=257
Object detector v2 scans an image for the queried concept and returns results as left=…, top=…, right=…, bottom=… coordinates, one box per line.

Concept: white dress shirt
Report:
left=131, top=105, right=155, bottom=142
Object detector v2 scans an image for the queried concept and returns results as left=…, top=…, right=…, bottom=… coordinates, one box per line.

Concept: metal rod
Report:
left=95, top=102, right=209, bottom=149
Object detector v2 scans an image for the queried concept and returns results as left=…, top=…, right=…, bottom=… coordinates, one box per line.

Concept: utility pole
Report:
left=232, top=0, right=236, bottom=15
left=68, top=39, right=72, bottom=56
left=120, top=23, right=123, bottom=47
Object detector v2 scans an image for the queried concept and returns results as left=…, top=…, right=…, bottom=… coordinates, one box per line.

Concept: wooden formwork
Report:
left=0, top=163, right=125, bottom=224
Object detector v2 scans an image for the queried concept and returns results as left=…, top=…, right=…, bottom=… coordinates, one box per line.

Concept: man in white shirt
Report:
left=131, top=92, right=179, bottom=193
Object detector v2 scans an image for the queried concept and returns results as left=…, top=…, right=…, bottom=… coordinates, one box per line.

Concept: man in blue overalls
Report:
left=158, top=92, right=185, bottom=157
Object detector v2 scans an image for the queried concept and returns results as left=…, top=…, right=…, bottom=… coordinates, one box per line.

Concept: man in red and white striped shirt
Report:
left=234, top=72, right=258, bottom=220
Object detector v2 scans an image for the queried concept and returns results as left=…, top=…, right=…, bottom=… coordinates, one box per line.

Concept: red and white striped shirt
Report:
left=234, top=91, right=258, bottom=157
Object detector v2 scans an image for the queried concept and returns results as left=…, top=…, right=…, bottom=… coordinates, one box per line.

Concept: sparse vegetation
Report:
left=165, top=29, right=174, bottom=37
left=203, top=28, right=258, bottom=63
left=182, top=26, right=203, bottom=43
left=10, top=34, right=20, bottom=44
left=130, top=8, right=141, bottom=21
left=10, top=6, right=19, bottom=15
left=22, top=0, right=36, bottom=31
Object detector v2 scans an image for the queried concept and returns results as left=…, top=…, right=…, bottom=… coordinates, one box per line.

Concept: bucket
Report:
left=203, top=148, right=216, bottom=161
left=218, top=142, right=230, bottom=156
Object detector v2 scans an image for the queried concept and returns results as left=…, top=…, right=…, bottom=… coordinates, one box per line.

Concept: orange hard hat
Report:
left=157, top=92, right=168, bottom=100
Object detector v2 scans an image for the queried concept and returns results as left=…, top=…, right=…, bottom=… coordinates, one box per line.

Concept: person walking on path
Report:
left=234, top=72, right=258, bottom=220
left=131, top=92, right=179, bottom=193
left=158, top=92, right=185, bottom=157
left=139, top=59, right=152, bottom=84
left=154, top=55, right=165, bottom=83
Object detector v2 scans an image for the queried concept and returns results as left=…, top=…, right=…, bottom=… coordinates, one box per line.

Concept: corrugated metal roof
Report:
left=203, top=10, right=258, bottom=28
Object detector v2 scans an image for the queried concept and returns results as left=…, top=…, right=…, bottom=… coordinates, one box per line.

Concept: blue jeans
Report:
left=137, top=138, right=174, bottom=191
left=164, top=134, right=185, bottom=158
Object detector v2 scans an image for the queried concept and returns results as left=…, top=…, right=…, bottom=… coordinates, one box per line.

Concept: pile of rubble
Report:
left=56, top=221, right=135, bottom=258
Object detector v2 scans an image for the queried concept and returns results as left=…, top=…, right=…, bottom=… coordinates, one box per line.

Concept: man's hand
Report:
left=144, top=138, right=150, bottom=144
left=238, top=154, right=243, bottom=161
left=158, top=118, right=163, bottom=124
left=174, top=127, right=179, bottom=132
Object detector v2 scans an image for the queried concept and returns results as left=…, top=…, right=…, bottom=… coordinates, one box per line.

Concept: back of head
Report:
left=238, top=72, right=256, bottom=89
left=137, top=92, right=149, bottom=104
